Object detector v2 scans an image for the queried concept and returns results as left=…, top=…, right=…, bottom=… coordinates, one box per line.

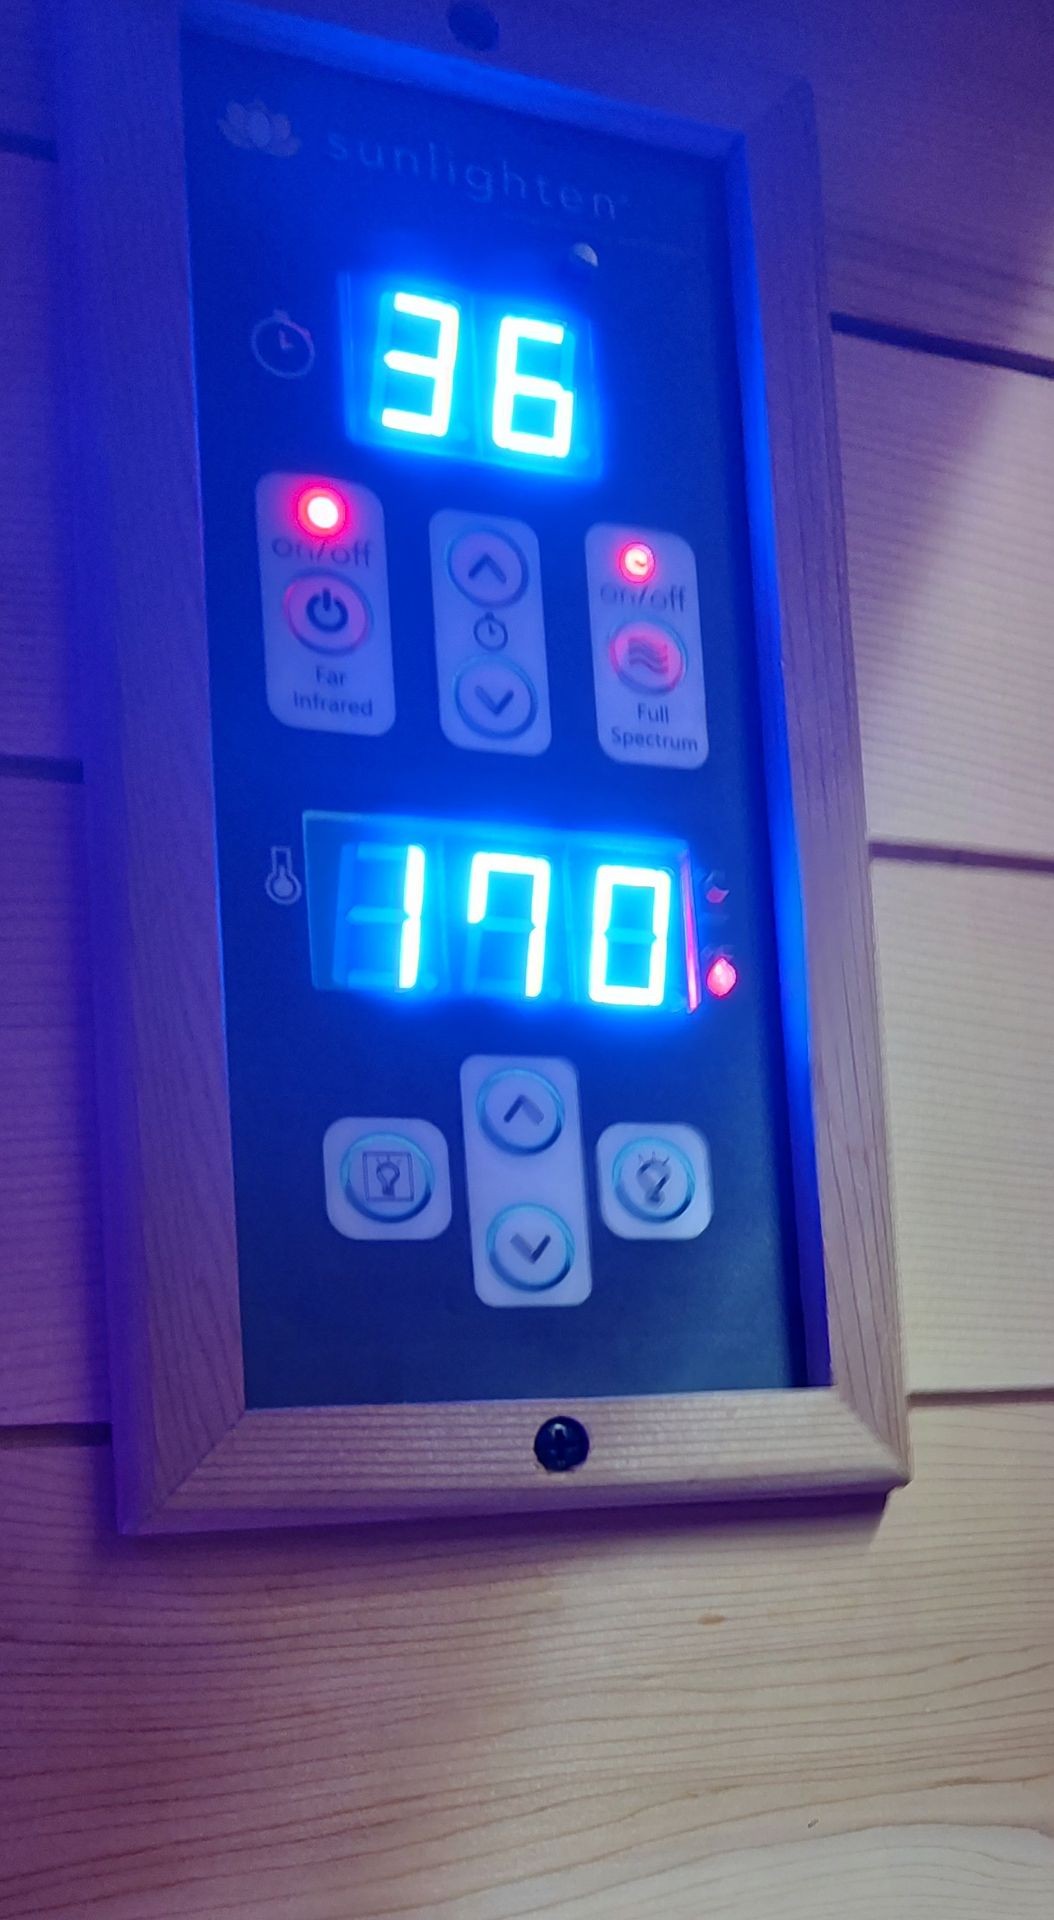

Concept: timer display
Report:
left=340, top=278, right=600, bottom=475
left=304, top=813, right=705, bottom=1012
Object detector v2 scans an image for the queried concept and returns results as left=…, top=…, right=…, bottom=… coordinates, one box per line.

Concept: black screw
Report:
left=447, top=4, right=500, bottom=51
left=534, top=1415, right=590, bottom=1473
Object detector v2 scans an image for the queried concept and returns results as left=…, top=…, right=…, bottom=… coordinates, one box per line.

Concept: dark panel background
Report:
left=182, top=31, right=810, bottom=1406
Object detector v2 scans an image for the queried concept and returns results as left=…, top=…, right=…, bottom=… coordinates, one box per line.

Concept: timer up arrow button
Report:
left=447, top=527, right=528, bottom=607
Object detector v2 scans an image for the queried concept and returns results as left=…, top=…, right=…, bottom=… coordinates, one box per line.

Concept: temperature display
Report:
left=340, top=279, right=600, bottom=475
left=304, top=813, right=705, bottom=1011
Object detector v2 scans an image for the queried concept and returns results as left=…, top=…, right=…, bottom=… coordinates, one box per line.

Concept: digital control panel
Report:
left=183, top=33, right=806, bottom=1408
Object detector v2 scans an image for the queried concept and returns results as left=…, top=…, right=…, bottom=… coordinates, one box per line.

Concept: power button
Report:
left=284, top=572, right=370, bottom=652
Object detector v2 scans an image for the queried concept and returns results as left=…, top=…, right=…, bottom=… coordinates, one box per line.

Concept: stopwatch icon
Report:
left=250, top=309, right=315, bottom=379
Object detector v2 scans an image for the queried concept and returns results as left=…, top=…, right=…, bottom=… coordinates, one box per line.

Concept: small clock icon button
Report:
left=284, top=573, right=370, bottom=652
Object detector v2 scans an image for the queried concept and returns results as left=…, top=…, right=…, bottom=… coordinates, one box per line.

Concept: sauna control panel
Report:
left=182, top=30, right=805, bottom=1407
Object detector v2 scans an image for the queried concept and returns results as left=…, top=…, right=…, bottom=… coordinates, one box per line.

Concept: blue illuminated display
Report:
left=341, top=278, right=599, bottom=476
left=305, top=813, right=701, bottom=1012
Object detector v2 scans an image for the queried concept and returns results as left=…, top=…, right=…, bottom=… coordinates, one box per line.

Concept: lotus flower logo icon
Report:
left=219, top=100, right=300, bottom=157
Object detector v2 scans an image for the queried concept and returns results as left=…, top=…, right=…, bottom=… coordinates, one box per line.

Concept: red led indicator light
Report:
left=296, top=485, right=347, bottom=537
left=618, top=540, right=656, bottom=584
left=705, top=955, right=738, bottom=999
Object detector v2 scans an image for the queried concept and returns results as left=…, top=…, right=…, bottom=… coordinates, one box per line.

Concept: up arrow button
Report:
left=447, top=527, right=528, bottom=606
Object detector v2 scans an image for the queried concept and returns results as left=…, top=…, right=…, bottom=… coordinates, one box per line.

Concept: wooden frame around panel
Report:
left=57, top=0, right=909, bottom=1532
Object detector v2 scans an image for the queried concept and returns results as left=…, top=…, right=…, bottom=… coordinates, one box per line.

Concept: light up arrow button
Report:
left=285, top=573, right=370, bottom=652
left=477, top=1067, right=564, bottom=1154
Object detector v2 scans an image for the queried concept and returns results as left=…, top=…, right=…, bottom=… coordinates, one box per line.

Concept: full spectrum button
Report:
left=609, top=620, right=686, bottom=694
left=284, top=572, right=370, bottom=652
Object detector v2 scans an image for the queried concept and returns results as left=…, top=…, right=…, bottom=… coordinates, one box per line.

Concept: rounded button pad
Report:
left=597, top=1123, right=713, bottom=1241
left=322, top=1118, right=451, bottom=1241
left=430, top=511, right=551, bottom=757
left=612, top=1136, right=695, bottom=1222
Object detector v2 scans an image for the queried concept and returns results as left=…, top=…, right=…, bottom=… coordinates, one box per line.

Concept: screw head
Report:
left=534, top=1416, right=590, bottom=1473
left=447, top=3, right=500, bottom=51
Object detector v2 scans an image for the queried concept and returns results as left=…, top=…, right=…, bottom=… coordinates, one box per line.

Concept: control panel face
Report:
left=183, top=34, right=808, bottom=1407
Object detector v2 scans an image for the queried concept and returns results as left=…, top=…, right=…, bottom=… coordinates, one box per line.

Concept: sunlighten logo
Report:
left=326, top=128, right=627, bottom=220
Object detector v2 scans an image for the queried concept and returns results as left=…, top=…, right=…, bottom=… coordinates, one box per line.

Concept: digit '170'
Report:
left=340, top=278, right=600, bottom=477
left=321, top=836, right=697, bottom=1014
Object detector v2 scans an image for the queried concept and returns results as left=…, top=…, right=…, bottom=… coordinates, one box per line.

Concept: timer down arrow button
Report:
left=475, top=684, right=515, bottom=717
left=454, top=659, right=538, bottom=740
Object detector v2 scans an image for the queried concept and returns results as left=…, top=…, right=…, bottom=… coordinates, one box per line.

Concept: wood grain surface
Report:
left=1, top=1402, right=1051, bottom=1918
left=873, top=857, right=1054, bottom=1393
left=56, top=0, right=244, bottom=1524
left=0, top=152, right=74, bottom=762
left=838, top=333, right=1054, bottom=858
left=0, top=778, right=106, bottom=1423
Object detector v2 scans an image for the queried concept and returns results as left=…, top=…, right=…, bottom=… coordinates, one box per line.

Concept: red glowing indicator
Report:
left=618, top=540, right=656, bottom=584
left=296, top=485, right=348, bottom=537
left=705, top=955, right=738, bottom=999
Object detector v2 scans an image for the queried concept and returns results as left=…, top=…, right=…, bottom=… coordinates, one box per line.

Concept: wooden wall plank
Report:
left=0, top=0, right=52, bottom=143
left=0, top=151, right=75, bottom=762
left=838, top=334, right=1054, bottom=858
left=0, top=778, right=107, bottom=1422
left=1, top=1403, right=1052, bottom=1918
left=872, top=858, right=1054, bottom=1393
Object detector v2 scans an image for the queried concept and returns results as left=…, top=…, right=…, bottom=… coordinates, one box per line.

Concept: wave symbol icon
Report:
left=610, top=623, right=686, bottom=694
left=627, top=639, right=672, bottom=677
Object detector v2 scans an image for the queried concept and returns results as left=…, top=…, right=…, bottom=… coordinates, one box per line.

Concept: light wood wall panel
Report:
left=0, top=0, right=52, bottom=144
left=0, top=777, right=107, bottom=1422
left=838, top=333, right=1054, bottom=858
left=872, top=857, right=1054, bottom=1393
left=4, top=2, right=1054, bottom=355
left=1, top=1402, right=1052, bottom=1918
left=0, top=151, right=75, bottom=763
